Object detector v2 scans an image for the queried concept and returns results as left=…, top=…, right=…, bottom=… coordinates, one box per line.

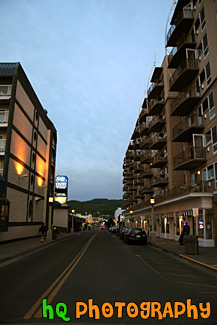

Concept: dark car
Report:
left=120, top=227, right=129, bottom=240
left=125, top=228, right=147, bottom=245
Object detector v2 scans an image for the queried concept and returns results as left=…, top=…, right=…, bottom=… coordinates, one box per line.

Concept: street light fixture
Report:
left=130, top=210, right=133, bottom=224
left=150, top=197, right=155, bottom=234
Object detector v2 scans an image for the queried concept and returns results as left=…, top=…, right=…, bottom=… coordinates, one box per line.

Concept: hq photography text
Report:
left=42, top=298, right=211, bottom=321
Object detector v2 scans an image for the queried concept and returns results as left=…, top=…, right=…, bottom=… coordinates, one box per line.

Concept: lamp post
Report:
left=47, top=196, right=54, bottom=240
left=130, top=210, right=133, bottom=227
left=150, top=197, right=156, bottom=243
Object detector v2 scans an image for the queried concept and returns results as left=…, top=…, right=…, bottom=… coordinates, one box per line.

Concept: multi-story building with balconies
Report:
left=123, top=0, right=217, bottom=247
left=0, top=63, right=57, bottom=242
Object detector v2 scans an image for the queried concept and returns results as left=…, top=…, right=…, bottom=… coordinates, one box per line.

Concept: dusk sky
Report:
left=0, top=0, right=173, bottom=201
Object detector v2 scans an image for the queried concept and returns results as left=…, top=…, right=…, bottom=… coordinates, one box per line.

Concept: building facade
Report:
left=123, top=0, right=217, bottom=247
left=0, top=63, right=57, bottom=242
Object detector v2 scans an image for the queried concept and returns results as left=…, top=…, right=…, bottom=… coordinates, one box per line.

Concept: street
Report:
left=0, top=229, right=217, bottom=324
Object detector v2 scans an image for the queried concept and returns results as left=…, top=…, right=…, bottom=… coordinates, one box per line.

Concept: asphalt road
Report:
left=0, top=229, right=217, bottom=324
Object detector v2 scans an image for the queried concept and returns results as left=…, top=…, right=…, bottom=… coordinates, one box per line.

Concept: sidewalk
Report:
left=148, top=236, right=217, bottom=273
left=0, top=232, right=77, bottom=265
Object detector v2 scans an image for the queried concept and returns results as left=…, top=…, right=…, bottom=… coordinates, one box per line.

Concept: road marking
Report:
left=160, top=272, right=208, bottom=279
left=179, top=254, right=217, bottom=271
left=137, top=255, right=168, bottom=283
left=171, top=281, right=217, bottom=289
left=24, top=232, right=98, bottom=320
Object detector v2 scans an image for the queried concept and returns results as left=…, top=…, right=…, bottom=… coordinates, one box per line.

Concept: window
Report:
left=212, top=125, right=217, bottom=153
left=207, top=164, right=214, bottom=179
left=202, top=33, right=209, bottom=58
left=205, top=61, right=211, bottom=86
left=205, top=130, right=211, bottom=146
left=202, top=97, right=208, bottom=114
left=202, top=168, right=207, bottom=181
left=192, top=173, right=198, bottom=185
left=200, top=7, right=206, bottom=30
left=200, top=69, right=205, bottom=86
left=209, top=91, right=215, bottom=119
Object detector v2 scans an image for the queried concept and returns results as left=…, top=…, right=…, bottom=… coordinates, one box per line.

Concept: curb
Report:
left=148, top=241, right=217, bottom=274
left=0, top=233, right=76, bottom=265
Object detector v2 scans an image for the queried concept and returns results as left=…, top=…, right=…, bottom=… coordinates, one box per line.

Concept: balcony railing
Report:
left=140, top=137, right=150, bottom=149
left=0, top=139, right=6, bottom=153
left=140, top=151, right=152, bottom=164
left=156, top=180, right=215, bottom=204
left=173, top=146, right=206, bottom=170
left=171, top=85, right=200, bottom=116
left=147, top=80, right=164, bottom=100
left=148, top=98, right=165, bottom=116
left=148, top=115, right=166, bottom=133
left=140, top=168, right=153, bottom=179
left=149, top=133, right=167, bottom=150
left=168, top=34, right=196, bottom=68
left=152, top=151, right=168, bottom=168
left=140, top=122, right=149, bottom=136
left=166, top=6, right=194, bottom=47
left=169, top=58, right=199, bottom=91
left=151, top=174, right=168, bottom=187
left=172, top=113, right=203, bottom=142
left=139, top=107, right=148, bottom=123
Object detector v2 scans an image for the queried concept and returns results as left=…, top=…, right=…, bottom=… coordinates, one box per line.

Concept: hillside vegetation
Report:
left=67, top=198, right=124, bottom=216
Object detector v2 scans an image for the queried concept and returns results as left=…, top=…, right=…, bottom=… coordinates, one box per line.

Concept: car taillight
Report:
left=131, top=234, right=135, bottom=237
left=142, top=234, right=146, bottom=237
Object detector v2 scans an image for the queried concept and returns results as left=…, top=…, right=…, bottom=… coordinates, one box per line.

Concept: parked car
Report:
left=125, top=228, right=147, bottom=245
left=120, top=227, right=129, bottom=240
left=109, top=226, right=119, bottom=233
left=100, top=225, right=105, bottom=230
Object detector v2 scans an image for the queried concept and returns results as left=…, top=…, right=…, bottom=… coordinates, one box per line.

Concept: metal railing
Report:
left=149, top=133, right=167, bottom=147
left=148, top=115, right=166, bottom=130
left=152, top=151, right=167, bottom=164
left=171, top=84, right=200, bottom=115
left=166, top=6, right=193, bottom=44
left=172, top=113, right=203, bottom=140
left=148, top=98, right=165, bottom=114
left=169, top=58, right=198, bottom=89
left=173, top=146, right=206, bottom=169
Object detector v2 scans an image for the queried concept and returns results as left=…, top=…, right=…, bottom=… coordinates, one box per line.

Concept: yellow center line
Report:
left=137, top=255, right=168, bottom=283
left=179, top=254, right=217, bottom=271
left=24, top=232, right=98, bottom=320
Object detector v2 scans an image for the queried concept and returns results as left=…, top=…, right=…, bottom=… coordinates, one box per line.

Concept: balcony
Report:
left=151, top=174, right=168, bottom=187
left=0, top=85, right=12, bottom=100
left=133, top=139, right=141, bottom=150
left=169, top=58, right=199, bottom=92
left=168, top=34, right=196, bottom=69
left=135, top=177, right=142, bottom=186
left=147, top=80, right=164, bottom=100
left=166, top=6, right=194, bottom=47
left=140, top=137, right=150, bottom=149
left=151, top=151, right=168, bottom=168
left=148, top=98, right=165, bottom=116
left=171, top=85, right=200, bottom=116
left=140, top=168, right=153, bottom=179
left=131, top=126, right=140, bottom=140
left=140, top=151, right=152, bottom=164
left=148, top=115, right=166, bottom=133
left=139, top=107, right=148, bottom=123
left=0, top=111, right=9, bottom=125
left=134, top=162, right=141, bottom=174
left=140, top=122, right=149, bottom=136
left=123, top=185, right=128, bottom=192
left=141, top=186, right=154, bottom=195
left=151, top=67, right=163, bottom=83
left=173, top=146, right=206, bottom=170
left=149, top=133, right=167, bottom=150
left=172, top=113, right=204, bottom=142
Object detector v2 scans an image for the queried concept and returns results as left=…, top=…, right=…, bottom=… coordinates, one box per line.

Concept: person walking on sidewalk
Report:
left=39, top=222, right=47, bottom=237
left=179, top=222, right=190, bottom=245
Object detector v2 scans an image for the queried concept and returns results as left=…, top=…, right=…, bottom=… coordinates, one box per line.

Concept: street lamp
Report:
left=130, top=210, right=133, bottom=225
left=47, top=196, right=54, bottom=240
left=149, top=197, right=156, bottom=243
left=150, top=197, right=155, bottom=233
left=71, top=209, right=75, bottom=214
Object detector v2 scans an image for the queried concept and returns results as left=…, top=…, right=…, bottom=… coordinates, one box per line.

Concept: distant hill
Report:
left=67, top=198, right=124, bottom=216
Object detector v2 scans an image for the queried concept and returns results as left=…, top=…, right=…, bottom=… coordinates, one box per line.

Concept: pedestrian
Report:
left=179, top=222, right=190, bottom=245
left=39, top=222, right=47, bottom=237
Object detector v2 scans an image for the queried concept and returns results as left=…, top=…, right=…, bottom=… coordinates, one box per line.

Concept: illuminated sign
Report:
left=55, top=175, right=68, bottom=204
